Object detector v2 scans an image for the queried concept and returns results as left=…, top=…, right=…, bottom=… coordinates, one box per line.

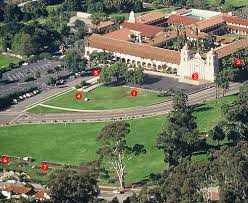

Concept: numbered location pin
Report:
left=75, top=92, right=83, bottom=100
left=192, top=72, right=199, bottom=80
left=131, top=90, right=138, bottom=97
left=41, top=163, right=49, bottom=171
left=92, top=69, right=100, bottom=77
left=1, top=156, right=9, bottom=164
left=234, top=58, right=243, bottom=68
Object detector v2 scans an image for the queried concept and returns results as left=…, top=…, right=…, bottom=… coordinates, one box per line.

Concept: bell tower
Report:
left=128, top=11, right=136, bottom=23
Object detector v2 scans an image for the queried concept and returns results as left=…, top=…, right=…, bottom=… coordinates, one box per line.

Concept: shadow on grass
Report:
left=193, top=103, right=213, bottom=113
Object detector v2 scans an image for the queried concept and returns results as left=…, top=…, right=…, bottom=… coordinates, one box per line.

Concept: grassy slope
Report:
left=0, top=54, right=20, bottom=68
left=29, top=86, right=167, bottom=112
left=0, top=95, right=236, bottom=183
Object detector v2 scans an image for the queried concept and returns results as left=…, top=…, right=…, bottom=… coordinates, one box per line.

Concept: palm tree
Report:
left=193, top=23, right=199, bottom=52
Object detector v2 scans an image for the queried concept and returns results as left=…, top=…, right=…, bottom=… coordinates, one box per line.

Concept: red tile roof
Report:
left=215, top=38, right=248, bottom=58
left=121, top=22, right=163, bottom=37
left=193, top=15, right=225, bottom=31
left=224, top=15, right=248, bottom=26
left=3, top=184, right=33, bottom=194
left=227, top=24, right=248, bottom=32
left=87, top=34, right=181, bottom=64
left=35, top=190, right=48, bottom=200
left=215, top=35, right=236, bottom=44
left=136, top=12, right=167, bottom=24
left=167, top=15, right=200, bottom=26
left=104, top=28, right=132, bottom=41
left=96, top=20, right=114, bottom=30
left=147, top=31, right=177, bottom=45
left=171, top=8, right=189, bottom=15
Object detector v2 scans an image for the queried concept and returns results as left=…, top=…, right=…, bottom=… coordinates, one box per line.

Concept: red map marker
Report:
left=234, top=58, right=243, bottom=68
left=192, top=72, right=199, bottom=80
left=131, top=90, right=138, bottom=97
left=75, top=92, right=83, bottom=100
left=92, top=69, right=100, bottom=77
left=41, top=163, right=49, bottom=171
left=1, top=156, right=9, bottom=164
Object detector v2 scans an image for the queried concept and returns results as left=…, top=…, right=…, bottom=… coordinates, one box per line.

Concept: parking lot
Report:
left=128, top=74, right=212, bottom=94
left=0, top=60, right=66, bottom=97
left=2, top=60, right=61, bottom=82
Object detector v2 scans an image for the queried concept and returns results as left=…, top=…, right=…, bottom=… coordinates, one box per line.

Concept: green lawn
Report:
left=29, top=86, right=167, bottom=113
left=109, top=7, right=174, bottom=19
left=0, top=54, right=20, bottom=69
left=208, top=0, right=248, bottom=6
left=0, top=95, right=236, bottom=183
left=47, top=4, right=62, bottom=13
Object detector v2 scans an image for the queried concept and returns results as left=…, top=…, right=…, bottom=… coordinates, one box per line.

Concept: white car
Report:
left=19, top=96, right=23, bottom=100
left=22, top=62, right=29, bottom=66
left=26, top=93, right=31, bottom=98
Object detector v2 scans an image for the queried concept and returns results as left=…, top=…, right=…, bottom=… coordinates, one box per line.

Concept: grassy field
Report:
left=0, top=95, right=236, bottom=183
left=208, top=0, right=248, bottom=6
left=29, top=86, right=168, bottom=113
left=0, top=54, right=20, bottom=69
left=47, top=4, right=63, bottom=13
left=109, top=7, right=173, bottom=19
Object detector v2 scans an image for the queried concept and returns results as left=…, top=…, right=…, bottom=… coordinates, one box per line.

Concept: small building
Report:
left=68, top=12, right=114, bottom=34
left=2, top=184, right=34, bottom=199
left=34, top=189, right=50, bottom=201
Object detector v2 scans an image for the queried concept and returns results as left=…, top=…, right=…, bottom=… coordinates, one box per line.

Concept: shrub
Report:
left=75, top=84, right=81, bottom=89
left=80, top=80, right=87, bottom=87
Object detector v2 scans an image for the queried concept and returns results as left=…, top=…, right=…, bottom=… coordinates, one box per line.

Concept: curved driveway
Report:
left=12, top=82, right=241, bottom=124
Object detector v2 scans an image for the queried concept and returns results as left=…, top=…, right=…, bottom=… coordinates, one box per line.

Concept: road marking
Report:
left=45, top=64, right=51, bottom=68
left=7, top=76, right=13, bottom=81
left=11, top=75, right=17, bottom=80
left=29, top=68, right=36, bottom=74
left=18, top=72, right=24, bottom=77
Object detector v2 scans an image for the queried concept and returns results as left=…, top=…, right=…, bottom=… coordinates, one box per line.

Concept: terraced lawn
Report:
left=29, top=86, right=168, bottom=113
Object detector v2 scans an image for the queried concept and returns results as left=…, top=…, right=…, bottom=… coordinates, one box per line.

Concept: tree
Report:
left=48, top=169, right=99, bottom=203
left=157, top=91, right=202, bottom=166
left=97, top=121, right=146, bottom=189
left=220, top=83, right=248, bottom=143
left=209, top=125, right=225, bottom=146
left=63, top=50, right=86, bottom=73
left=90, top=14, right=101, bottom=32
left=111, top=15, right=125, bottom=26
left=11, top=32, right=34, bottom=56
left=214, top=68, right=235, bottom=97
left=3, top=3, right=23, bottom=22
left=126, top=66, right=145, bottom=84
left=99, top=62, right=128, bottom=86
left=62, top=0, right=84, bottom=11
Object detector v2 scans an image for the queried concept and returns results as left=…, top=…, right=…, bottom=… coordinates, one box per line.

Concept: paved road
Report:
left=3, top=82, right=241, bottom=125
